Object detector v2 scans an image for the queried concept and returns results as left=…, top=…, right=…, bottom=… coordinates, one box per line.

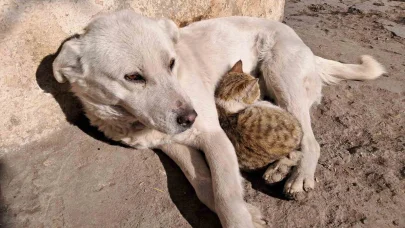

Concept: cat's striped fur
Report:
left=215, top=61, right=302, bottom=171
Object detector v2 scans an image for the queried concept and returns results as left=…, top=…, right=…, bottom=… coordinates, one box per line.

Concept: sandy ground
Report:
left=1, top=0, right=404, bottom=227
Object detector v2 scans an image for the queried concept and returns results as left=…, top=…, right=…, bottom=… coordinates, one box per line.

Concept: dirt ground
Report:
left=1, top=0, right=404, bottom=227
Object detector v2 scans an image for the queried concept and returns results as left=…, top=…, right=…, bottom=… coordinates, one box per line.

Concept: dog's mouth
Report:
left=115, top=105, right=168, bottom=133
left=115, top=104, right=196, bottom=135
left=131, top=121, right=146, bottom=130
left=112, top=105, right=149, bottom=129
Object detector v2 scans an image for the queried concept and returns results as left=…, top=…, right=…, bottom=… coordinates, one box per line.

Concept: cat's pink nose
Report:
left=177, top=110, right=198, bottom=128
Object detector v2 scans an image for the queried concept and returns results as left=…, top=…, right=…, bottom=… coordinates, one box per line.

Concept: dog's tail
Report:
left=315, top=55, right=386, bottom=85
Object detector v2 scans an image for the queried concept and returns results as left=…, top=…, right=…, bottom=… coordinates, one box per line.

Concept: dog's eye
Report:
left=169, top=58, right=175, bottom=71
left=124, top=73, right=145, bottom=82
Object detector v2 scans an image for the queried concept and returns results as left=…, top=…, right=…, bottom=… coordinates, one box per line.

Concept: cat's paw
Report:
left=246, top=203, right=267, bottom=228
left=262, top=151, right=302, bottom=184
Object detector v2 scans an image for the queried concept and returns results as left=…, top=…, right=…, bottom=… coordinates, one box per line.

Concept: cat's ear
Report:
left=243, top=78, right=260, bottom=103
left=229, top=60, right=243, bottom=73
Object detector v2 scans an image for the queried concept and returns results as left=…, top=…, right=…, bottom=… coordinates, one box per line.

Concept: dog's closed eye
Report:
left=169, top=58, right=175, bottom=71
left=124, top=73, right=146, bottom=83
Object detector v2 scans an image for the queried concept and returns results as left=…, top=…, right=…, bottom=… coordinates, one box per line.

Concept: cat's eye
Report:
left=169, top=58, right=175, bottom=71
left=124, top=73, right=146, bottom=83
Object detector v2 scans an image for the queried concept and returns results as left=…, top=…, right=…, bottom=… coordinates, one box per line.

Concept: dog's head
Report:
left=53, top=10, right=197, bottom=135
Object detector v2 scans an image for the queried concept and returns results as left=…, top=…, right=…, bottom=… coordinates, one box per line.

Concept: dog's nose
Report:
left=177, top=110, right=197, bottom=128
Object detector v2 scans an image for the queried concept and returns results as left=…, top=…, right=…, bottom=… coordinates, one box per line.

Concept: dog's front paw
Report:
left=263, top=151, right=302, bottom=184
left=283, top=165, right=315, bottom=201
left=246, top=203, right=267, bottom=228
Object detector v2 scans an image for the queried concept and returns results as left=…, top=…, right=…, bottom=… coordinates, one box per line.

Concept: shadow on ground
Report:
left=243, top=172, right=288, bottom=200
left=0, top=163, right=6, bottom=228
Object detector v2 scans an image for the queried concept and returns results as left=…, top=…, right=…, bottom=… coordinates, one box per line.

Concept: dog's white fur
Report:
left=53, top=10, right=385, bottom=227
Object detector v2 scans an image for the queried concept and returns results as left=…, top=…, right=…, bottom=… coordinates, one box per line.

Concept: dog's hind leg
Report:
left=257, top=33, right=321, bottom=200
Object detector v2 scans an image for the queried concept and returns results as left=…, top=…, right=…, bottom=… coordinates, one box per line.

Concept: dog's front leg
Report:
left=157, top=143, right=216, bottom=211
left=160, top=140, right=265, bottom=228
left=191, top=130, right=260, bottom=228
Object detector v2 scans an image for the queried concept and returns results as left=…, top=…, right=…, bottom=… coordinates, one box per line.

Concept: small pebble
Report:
left=373, top=2, right=384, bottom=6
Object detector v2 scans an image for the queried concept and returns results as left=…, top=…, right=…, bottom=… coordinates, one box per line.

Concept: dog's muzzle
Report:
left=176, top=109, right=197, bottom=129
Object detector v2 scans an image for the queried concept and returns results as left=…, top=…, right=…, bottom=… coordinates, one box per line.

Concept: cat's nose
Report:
left=177, top=110, right=198, bottom=128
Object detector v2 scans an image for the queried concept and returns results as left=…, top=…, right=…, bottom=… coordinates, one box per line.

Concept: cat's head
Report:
left=215, top=60, right=260, bottom=113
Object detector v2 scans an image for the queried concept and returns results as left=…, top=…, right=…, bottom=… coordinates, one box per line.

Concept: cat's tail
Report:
left=315, top=55, right=386, bottom=85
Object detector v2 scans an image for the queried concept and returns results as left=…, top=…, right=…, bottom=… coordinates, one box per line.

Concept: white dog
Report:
left=52, top=10, right=385, bottom=227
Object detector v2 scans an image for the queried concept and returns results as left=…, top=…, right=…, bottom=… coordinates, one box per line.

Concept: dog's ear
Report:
left=52, top=37, right=86, bottom=83
left=158, top=18, right=179, bottom=43
left=229, top=60, right=243, bottom=73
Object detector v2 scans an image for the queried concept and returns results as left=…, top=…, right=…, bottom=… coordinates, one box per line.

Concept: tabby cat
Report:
left=215, top=60, right=303, bottom=183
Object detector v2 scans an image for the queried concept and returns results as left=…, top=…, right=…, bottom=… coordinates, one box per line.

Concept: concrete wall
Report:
left=0, top=0, right=285, bottom=150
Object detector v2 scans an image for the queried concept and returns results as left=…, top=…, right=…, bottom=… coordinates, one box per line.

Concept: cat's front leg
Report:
left=263, top=151, right=302, bottom=184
